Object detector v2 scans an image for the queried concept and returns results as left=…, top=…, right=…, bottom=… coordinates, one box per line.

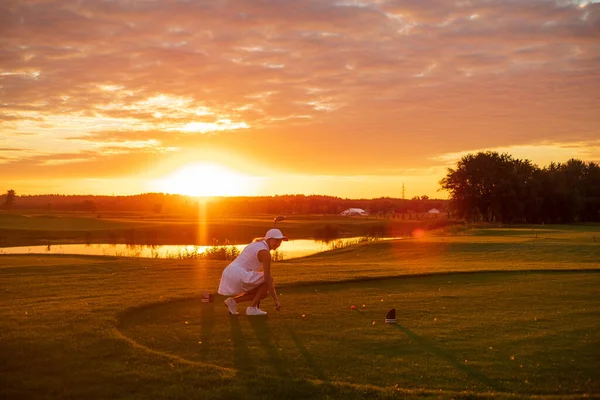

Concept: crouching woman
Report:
left=218, top=228, right=287, bottom=315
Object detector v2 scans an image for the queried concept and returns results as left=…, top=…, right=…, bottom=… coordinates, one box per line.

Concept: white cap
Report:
left=265, top=228, right=288, bottom=241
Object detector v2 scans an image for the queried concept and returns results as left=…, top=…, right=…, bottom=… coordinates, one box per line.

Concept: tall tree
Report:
left=440, top=152, right=540, bottom=223
left=4, top=189, right=16, bottom=210
left=540, top=159, right=599, bottom=223
left=582, top=162, right=600, bottom=222
left=441, top=152, right=506, bottom=221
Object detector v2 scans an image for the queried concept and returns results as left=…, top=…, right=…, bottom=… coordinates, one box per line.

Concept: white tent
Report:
left=341, top=208, right=369, bottom=216
left=428, top=208, right=441, bottom=214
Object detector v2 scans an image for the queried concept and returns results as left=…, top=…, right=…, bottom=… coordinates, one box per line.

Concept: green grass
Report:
left=0, top=212, right=165, bottom=231
left=118, top=272, right=599, bottom=396
left=1, top=225, right=600, bottom=399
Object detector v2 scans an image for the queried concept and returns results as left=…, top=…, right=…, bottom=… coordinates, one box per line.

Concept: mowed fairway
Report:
left=119, top=273, right=600, bottom=396
left=1, top=225, right=600, bottom=399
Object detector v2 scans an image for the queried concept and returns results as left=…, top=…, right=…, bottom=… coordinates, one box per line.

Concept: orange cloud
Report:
left=1, top=0, right=599, bottom=197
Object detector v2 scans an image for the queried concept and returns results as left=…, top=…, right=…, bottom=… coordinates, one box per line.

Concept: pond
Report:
left=0, top=237, right=399, bottom=260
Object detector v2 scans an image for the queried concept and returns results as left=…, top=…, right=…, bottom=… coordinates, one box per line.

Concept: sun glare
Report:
left=153, top=163, right=255, bottom=197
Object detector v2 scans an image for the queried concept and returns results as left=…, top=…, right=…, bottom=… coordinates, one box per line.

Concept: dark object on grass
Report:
left=385, top=308, right=396, bottom=324
left=201, top=292, right=214, bottom=303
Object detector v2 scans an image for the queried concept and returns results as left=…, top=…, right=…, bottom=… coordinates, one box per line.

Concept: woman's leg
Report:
left=250, top=284, right=268, bottom=307
left=232, top=284, right=268, bottom=306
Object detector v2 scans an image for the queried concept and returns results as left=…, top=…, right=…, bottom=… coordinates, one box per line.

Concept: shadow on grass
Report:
left=198, top=301, right=215, bottom=360
left=392, top=322, right=503, bottom=392
left=230, top=316, right=254, bottom=374
left=286, top=327, right=328, bottom=382
left=248, top=316, right=292, bottom=378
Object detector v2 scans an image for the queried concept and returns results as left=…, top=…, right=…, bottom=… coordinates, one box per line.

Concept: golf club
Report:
left=264, top=215, right=285, bottom=311
left=273, top=215, right=285, bottom=227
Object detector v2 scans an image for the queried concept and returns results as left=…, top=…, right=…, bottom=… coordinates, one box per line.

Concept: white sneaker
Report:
left=246, top=306, right=267, bottom=316
left=224, top=298, right=238, bottom=315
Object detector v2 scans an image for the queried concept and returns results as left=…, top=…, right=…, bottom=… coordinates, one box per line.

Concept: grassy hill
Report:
left=1, top=224, right=599, bottom=399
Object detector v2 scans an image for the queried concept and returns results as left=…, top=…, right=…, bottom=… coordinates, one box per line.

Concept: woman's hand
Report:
left=274, top=299, right=281, bottom=311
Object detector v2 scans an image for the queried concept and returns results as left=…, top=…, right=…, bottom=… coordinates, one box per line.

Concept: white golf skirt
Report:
left=218, top=265, right=265, bottom=296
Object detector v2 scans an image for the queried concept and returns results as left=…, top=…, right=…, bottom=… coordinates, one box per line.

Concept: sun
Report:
left=153, top=163, right=255, bottom=197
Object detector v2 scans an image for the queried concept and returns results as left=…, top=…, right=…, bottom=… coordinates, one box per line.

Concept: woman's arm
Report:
left=259, top=249, right=281, bottom=310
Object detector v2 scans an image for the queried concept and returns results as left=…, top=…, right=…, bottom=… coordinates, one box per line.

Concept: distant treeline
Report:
left=1, top=192, right=446, bottom=217
left=441, top=152, right=600, bottom=224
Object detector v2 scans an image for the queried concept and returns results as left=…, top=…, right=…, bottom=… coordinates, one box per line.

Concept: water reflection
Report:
left=0, top=237, right=397, bottom=260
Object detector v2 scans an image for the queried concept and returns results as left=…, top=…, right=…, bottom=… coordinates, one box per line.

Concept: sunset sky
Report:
left=2, top=0, right=599, bottom=199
